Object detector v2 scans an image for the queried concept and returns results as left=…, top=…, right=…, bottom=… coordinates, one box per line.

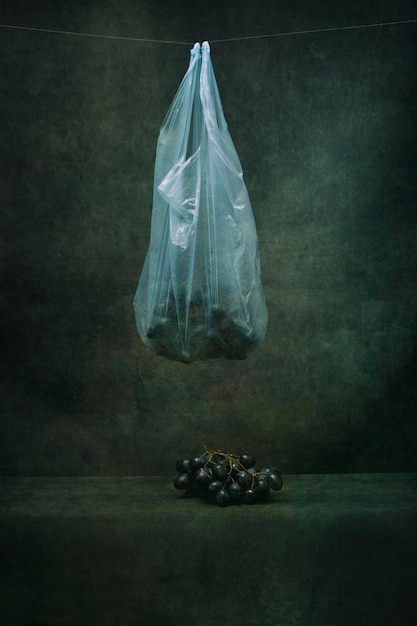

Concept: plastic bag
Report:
left=133, top=41, right=267, bottom=363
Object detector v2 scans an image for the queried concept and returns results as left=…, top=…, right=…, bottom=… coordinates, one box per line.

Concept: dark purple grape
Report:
left=267, top=472, right=283, bottom=491
left=213, top=454, right=229, bottom=466
left=229, top=482, right=243, bottom=502
left=244, top=488, right=257, bottom=504
left=174, top=473, right=189, bottom=490
left=189, top=456, right=205, bottom=472
left=195, top=468, right=211, bottom=486
left=212, top=463, right=228, bottom=482
left=261, top=465, right=280, bottom=475
left=239, top=453, right=256, bottom=468
left=208, top=480, right=223, bottom=493
left=216, top=489, right=231, bottom=507
left=237, top=471, right=252, bottom=487
left=254, top=477, right=270, bottom=499
left=175, top=458, right=190, bottom=473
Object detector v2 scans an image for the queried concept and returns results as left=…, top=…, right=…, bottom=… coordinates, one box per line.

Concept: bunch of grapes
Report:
left=174, top=450, right=283, bottom=506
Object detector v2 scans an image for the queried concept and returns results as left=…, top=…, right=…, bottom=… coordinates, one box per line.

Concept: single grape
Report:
left=212, top=463, right=228, bottom=482
left=229, top=482, right=243, bottom=502
left=216, top=489, right=231, bottom=507
left=175, top=458, right=190, bottom=473
left=174, top=473, right=189, bottom=491
left=261, top=465, right=280, bottom=475
left=254, top=477, right=270, bottom=499
left=267, top=471, right=283, bottom=491
left=195, top=468, right=211, bottom=486
left=239, top=453, right=256, bottom=468
left=208, top=480, right=223, bottom=493
left=237, top=470, right=252, bottom=487
left=213, top=454, right=229, bottom=466
left=244, top=488, right=257, bottom=504
left=254, top=476, right=269, bottom=491
left=189, top=456, right=205, bottom=472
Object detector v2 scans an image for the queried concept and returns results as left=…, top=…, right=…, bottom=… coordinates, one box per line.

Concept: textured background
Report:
left=1, top=0, right=416, bottom=475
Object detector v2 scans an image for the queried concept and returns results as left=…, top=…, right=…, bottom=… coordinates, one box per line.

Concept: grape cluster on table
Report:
left=174, top=450, right=283, bottom=506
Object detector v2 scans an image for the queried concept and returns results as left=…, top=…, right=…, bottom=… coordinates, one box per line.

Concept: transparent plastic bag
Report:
left=133, top=41, right=267, bottom=363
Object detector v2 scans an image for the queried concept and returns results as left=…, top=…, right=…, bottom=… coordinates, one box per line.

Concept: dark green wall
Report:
left=1, top=0, right=416, bottom=475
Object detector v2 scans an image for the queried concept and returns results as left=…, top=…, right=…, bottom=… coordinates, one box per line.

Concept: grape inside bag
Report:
left=133, top=41, right=268, bottom=363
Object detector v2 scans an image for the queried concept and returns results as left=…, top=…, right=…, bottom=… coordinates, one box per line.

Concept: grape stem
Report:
left=201, top=449, right=262, bottom=489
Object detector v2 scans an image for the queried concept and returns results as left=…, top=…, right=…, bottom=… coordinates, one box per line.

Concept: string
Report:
left=211, top=18, right=417, bottom=42
left=0, top=18, right=416, bottom=45
left=0, top=23, right=193, bottom=45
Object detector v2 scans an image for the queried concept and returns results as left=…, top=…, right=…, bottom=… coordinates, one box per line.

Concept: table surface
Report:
left=1, top=474, right=417, bottom=626
left=1, top=473, right=416, bottom=519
